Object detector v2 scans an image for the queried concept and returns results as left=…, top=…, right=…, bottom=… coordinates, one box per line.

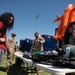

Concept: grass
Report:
left=0, top=53, right=51, bottom=75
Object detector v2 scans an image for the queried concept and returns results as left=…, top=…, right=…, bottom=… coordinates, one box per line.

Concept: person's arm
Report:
left=0, top=22, right=4, bottom=36
left=39, top=37, right=45, bottom=44
left=0, top=22, right=6, bottom=42
left=0, top=38, right=5, bottom=42
left=7, top=37, right=13, bottom=48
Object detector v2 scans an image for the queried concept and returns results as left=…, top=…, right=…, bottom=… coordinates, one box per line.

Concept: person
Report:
left=14, top=41, right=19, bottom=52
left=30, top=40, right=35, bottom=54
left=34, top=32, right=45, bottom=72
left=68, top=22, right=75, bottom=45
left=6, top=33, right=16, bottom=72
left=66, top=22, right=75, bottom=75
left=34, top=32, right=45, bottom=52
left=0, top=12, right=14, bottom=69
left=14, top=41, right=23, bottom=67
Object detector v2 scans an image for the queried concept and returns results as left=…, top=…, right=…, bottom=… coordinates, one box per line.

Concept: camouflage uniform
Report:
left=14, top=42, right=19, bottom=52
left=6, top=37, right=15, bottom=67
left=30, top=41, right=35, bottom=54
left=35, top=35, right=45, bottom=52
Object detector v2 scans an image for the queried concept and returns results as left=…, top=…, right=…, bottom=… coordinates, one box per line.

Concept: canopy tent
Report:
left=53, top=4, right=75, bottom=40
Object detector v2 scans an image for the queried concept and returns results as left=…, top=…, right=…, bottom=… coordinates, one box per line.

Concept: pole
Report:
left=35, top=15, right=39, bottom=32
left=56, top=15, right=60, bottom=48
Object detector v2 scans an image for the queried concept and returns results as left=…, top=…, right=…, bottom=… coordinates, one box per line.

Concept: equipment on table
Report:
left=23, top=51, right=32, bottom=59
left=32, top=45, right=75, bottom=68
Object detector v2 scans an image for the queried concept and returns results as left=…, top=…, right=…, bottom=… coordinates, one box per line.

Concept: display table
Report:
left=14, top=52, right=75, bottom=75
left=14, top=52, right=39, bottom=75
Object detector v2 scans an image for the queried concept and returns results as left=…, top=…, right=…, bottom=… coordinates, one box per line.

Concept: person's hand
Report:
left=0, top=38, right=5, bottom=42
left=36, top=40, right=40, bottom=42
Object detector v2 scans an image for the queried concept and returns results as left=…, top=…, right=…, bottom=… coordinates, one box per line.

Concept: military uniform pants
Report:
left=6, top=48, right=14, bottom=67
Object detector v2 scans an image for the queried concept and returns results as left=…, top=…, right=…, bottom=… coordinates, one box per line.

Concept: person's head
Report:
left=68, top=22, right=75, bottom=34
left=0, top=12, right=14, bottom=31
left=15, top=41, right=18, bottom=44
left=11, top=33, right=16, bottom=38
left=34, top=32, right=39, bottom=38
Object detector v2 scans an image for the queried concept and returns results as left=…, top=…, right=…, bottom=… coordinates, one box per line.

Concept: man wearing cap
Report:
left=6, top=33, right=16, bottom=72
left=34, top=32, right=45, bottom=72
left=34, top=32, right=45, bottom=52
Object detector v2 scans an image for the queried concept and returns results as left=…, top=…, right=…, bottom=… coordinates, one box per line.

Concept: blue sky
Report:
left=0, top=0, right=75, bottom=43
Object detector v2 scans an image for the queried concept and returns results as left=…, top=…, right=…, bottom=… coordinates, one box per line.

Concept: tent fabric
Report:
left=53, top=4, right=75, bottom=40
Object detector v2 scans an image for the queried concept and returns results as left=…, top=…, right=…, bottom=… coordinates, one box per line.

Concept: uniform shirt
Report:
left=30, top=44, right=35, bottom=54
left=35, top=35, right=45, bottom=52
left=69, top=33, right=75, bottom=45
left=14, top=43, right=19, bottom=51
left=7, top=37, right=14, bottom=50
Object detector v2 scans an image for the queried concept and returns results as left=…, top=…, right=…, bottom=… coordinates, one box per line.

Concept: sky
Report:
left=0, top=0, right=75, bottom=43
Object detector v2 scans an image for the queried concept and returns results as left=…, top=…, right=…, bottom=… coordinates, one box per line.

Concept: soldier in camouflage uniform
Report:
left=34, top=32, right=45, bottom=52
left=14, top=41, right=19, bottom=52
left=34, top=32, right=45, bottom=72
left=6, top=33, right=16, bottom=72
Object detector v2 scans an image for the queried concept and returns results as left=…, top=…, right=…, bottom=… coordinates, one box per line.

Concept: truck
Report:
left=19, top=35, right=57, bottom=52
